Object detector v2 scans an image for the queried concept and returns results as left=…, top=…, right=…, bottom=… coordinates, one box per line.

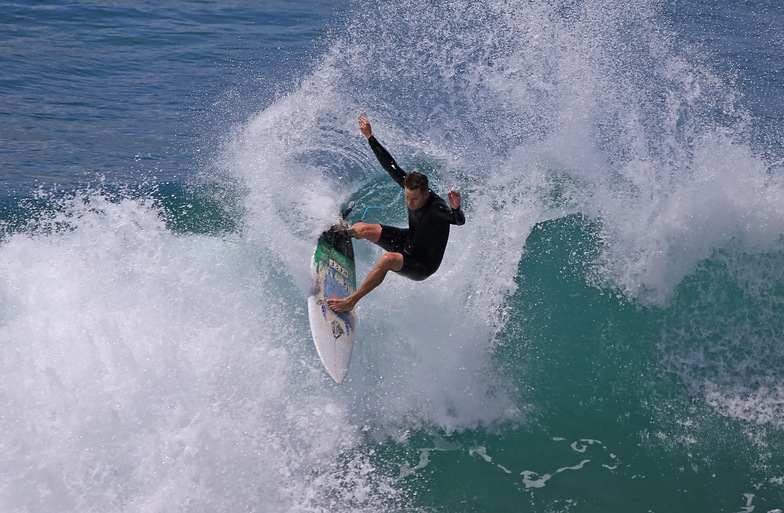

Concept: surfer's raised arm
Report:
left=359, top=115, right=407, bottom=188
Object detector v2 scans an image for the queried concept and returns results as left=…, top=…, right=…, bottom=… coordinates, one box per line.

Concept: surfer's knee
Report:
left=378, top=252, right=404, bottom=272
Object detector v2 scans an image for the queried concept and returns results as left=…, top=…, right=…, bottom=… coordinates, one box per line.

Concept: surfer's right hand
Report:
left=358, top=115, right=373, bottom=139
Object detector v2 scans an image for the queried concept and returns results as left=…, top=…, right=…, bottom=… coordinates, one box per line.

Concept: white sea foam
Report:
left=224, top=0, right=784, bottom=449
left=329, top=0, right=784, bottom=440
left=4, top=0, right=784, bottom=510
left=224, top=61, right=524, bottom=435
left=0, top=193, right=403, bottom=511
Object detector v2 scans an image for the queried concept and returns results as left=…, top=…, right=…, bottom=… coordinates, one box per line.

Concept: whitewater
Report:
left=2, top=0, right=784, bottom=511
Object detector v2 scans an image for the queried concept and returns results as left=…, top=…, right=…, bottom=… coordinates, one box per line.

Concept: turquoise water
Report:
left=2, top=1, right=784, bottom=512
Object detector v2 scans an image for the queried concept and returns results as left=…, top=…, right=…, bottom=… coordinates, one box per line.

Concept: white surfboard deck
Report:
left=307, top=226, right=357, bottom=383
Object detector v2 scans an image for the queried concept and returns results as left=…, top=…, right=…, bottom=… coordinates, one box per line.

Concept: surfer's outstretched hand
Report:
left=327, top=296, right=356, bottom=313
left=358, top=115, right=373, bottom=139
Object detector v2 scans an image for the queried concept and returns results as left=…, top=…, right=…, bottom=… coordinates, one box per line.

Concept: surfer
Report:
left=327, top=115, right=465, bottom=313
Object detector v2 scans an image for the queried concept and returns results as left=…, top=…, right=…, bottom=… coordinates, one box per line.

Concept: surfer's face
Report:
left=404, top=187, right=429, bottom=211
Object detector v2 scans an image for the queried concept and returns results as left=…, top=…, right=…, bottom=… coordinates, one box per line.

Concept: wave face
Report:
left=2, top=0, right=784, bottom=511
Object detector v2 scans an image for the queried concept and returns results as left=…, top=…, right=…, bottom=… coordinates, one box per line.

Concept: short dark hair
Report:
left=404, top=171, right=429, bottom=194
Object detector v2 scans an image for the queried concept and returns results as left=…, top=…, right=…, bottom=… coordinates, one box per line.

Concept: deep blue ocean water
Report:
left=2, top=1, right=784, bottom=512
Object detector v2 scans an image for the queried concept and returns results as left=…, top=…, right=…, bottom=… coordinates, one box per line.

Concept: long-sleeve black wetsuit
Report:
left=367, top=135, right=465, bottom=281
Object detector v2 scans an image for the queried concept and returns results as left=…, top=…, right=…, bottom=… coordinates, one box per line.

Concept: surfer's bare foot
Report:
left=327, top=296, right=356, bottom=313
left=340, top=222, right=353, bottom=238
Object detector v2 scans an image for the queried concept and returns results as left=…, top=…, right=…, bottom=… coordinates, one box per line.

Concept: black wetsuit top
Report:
left=367, top=135, right=465, bottom=280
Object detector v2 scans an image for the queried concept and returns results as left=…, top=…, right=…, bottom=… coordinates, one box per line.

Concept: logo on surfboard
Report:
left=328, top=258, right=350, bottom=280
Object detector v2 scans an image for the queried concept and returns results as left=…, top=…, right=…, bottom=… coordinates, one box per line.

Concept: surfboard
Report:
left=307, top=218, right=357, bottom=384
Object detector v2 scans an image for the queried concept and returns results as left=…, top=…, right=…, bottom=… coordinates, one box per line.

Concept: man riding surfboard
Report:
left=327, top=115, right=465, bottom=313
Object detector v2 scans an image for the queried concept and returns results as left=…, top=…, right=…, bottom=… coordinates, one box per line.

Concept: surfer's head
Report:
left=404, top=172, right=430, bottom=211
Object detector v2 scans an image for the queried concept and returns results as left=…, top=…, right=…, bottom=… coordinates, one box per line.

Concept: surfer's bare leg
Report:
left=347, top=221, right=381, bottom=243
left=328, top=251, right=403, bottom=312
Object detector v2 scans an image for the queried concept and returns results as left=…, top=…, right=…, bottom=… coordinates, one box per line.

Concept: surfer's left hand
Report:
left=447, top=190, right=461, bottom=210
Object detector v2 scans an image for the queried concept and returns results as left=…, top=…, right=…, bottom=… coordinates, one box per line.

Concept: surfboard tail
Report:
left=340, top=201, right=355, bottom=221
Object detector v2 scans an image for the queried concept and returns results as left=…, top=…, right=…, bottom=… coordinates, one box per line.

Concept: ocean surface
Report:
left=2, top=0, right=784, bottom=511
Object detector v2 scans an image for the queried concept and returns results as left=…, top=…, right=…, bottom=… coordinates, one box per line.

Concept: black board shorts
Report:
left=376, top=225, right=431, bottom=281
